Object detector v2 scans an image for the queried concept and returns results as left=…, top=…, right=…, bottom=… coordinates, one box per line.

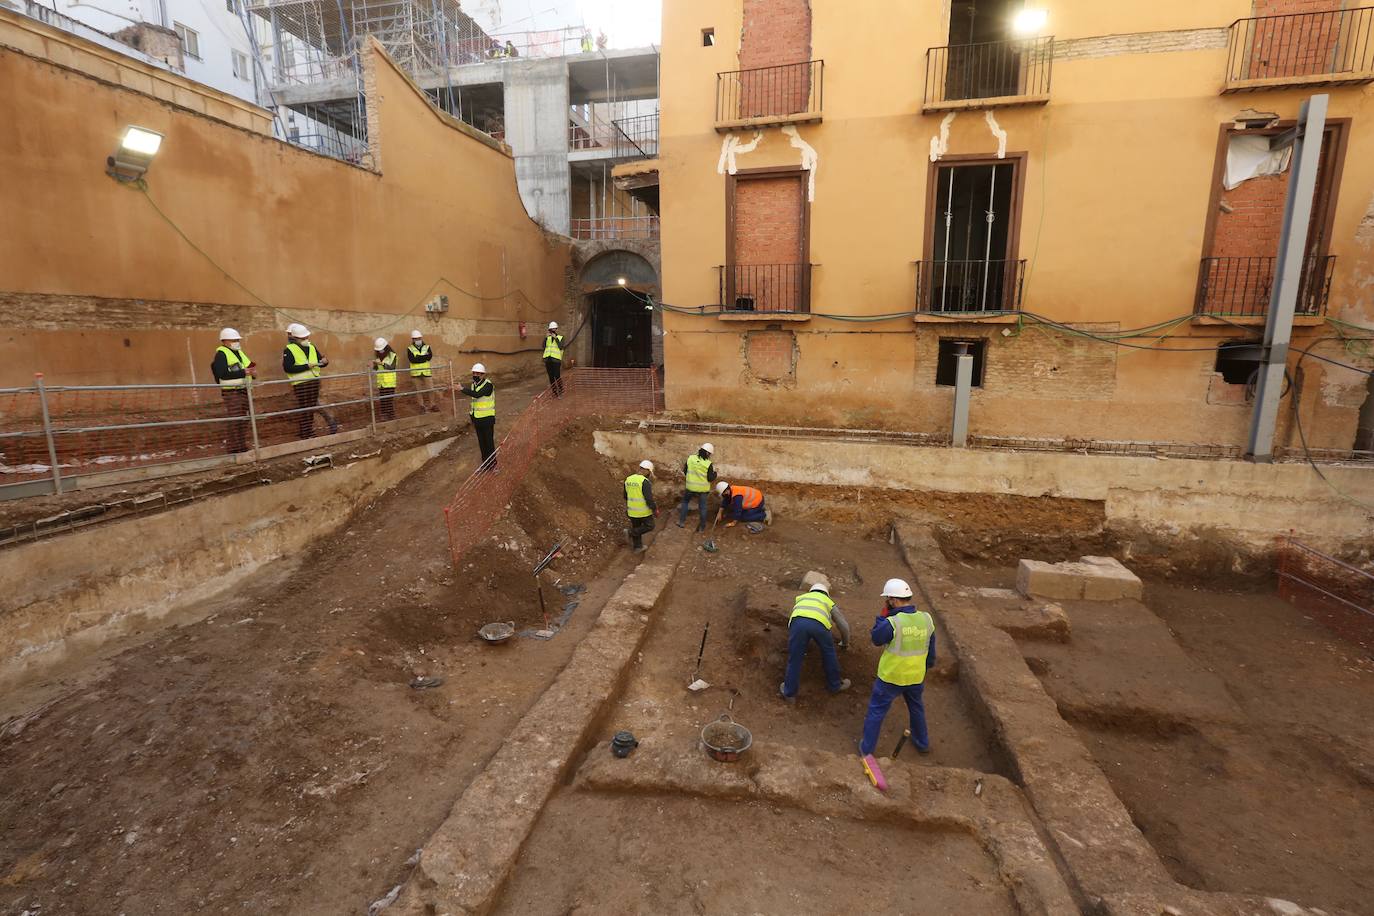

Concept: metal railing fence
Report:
left=1226, top=7, right=1374, bottom=85
left=570, top=216, right=660, bottom=241
left=1194, top=254, right=1335, bottom=318
left=923, top=36, right=1053, bottom=108
left=1278, top=536, right=1374, bottom=652
left=612, top=112, right=659, bottom=159
left=715, top=60, right=823, bottom=125
left=915, top=259, right=1026, bottom=314
left=717, top=263, right=813, bottom=314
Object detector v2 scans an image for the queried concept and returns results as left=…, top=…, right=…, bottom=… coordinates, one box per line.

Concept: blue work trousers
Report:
left=782, top=617, right=843, bottom=697
left=859, top=678, right=929, bottom=756
left=678, top=491, right=708, bottom=529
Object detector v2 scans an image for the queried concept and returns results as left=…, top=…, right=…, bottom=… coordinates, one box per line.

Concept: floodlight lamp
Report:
left=107, top=125, right=164, bottom=181
left=616, top=276, right=628, bottom=285
left=1012, top=8, right=1048, bottom=35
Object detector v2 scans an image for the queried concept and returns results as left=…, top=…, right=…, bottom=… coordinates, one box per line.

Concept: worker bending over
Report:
left=543, top=321, right=566, bottom=398
left=859, top=578, right=936, bottom=757
left=624, top=459, right=658, bottom=552
left=461, top=363, right=497, bottom=468
left=780, top=581, right=851, bottom=701
left=714, top=480, right=772, bottom=530
left=406, top=330, right=438, bottom=413
left=282, top=324, right=337, bottom=439
left=210, top=327, right=255, bottom=454
left=677, top=442, right=717, bottom=531
left=372, top=337, right=398, bottom=422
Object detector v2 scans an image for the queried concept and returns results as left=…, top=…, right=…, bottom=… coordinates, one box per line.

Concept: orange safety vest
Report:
left=732, top=485, right=763, bottom=510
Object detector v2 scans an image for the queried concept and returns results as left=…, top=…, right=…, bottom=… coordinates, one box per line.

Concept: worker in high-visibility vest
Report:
left=542, top=321, right=567, bottom=398
left=859, top=578, right=937, bottom=756
left=677, top=442, right=717, bottom=531
left=406, top=329, right=438, bottom=413
left=372, top=337, right=399, bottom=422
left=210, top=327, right=256, bottom=454
left=281, top=323, right=337, bottom=440
left=460, top=362, right=497, bottom=468
left=623, top=459, right=658, bottom=552
left=714, top=480, right=772, bottom=531
left=780, top=581, right=851, bottom=702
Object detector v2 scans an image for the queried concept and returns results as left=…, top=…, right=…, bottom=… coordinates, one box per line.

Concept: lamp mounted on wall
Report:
left=1011, top=8, right=1049, bottom=36
left=107, top=126, right=164, bottom=182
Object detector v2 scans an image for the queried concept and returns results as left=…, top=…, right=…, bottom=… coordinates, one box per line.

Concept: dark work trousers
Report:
left=221, top=389, right=250, bottom=454
left=377, top=387, right=396, bottom=422
left=678, top=491, right=709, bottom=530
left=473, top=415, right=497, bottom=467
left=544, top=357, right=564, bottom=397
left=628, top=515, right=655, bottom=549
left=292, top=380, right=321, bottom=439
left=859, top=679, right=929, bottom=756
left=781, top=617, right=844, bottom=698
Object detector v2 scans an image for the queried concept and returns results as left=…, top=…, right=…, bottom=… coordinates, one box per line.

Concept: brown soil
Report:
left=496, top=791, right=1018, bottom=915
left=0, top=395, right=640, bottom=915
left=606, top=518, right=1002, bottom=776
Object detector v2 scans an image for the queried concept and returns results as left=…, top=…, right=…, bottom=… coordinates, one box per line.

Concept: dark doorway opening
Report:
left=590, top=288, right=653, bottom=368
left=927, top=161, right=1018, bottom=312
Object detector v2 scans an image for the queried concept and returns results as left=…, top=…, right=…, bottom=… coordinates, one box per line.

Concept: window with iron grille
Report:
left=919, top=157, right=1026, bottom=314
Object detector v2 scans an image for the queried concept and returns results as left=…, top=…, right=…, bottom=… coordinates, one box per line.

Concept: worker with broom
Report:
left=714, top=480, right=771, bottom=533
left=624, top=459, right=658, bottom=553
left=780, top=580, right=851, bottom=703
left=677, top=442, right=717, bottom=531
left=859, top=578, right=936, bottom=757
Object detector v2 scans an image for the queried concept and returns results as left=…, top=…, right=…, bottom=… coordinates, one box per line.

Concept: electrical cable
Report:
left=1290, top=338, right=1374, bottom=512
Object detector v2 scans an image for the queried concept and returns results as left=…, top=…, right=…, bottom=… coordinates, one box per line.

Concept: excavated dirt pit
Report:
left=945, top=558, right=1374, bottom=915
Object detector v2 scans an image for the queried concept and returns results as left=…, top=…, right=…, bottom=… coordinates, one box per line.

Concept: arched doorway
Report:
left=579, top=250, right=660, bottom=369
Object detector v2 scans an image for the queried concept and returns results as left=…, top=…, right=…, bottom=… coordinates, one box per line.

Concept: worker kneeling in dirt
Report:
left=780, top=581, right=851, bottom=702
left=859, top=578, right=936, bottom=756
left=714, top=480, right=771, bottom=532
left=624, top=459, right=658, bottom=553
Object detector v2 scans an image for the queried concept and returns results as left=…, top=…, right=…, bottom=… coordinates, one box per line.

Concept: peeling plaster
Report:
left=781, top=124, right=818, bottom=202
left=717, top=130, right=764, bottom=176
left=929, top=112, right=956, bottom=162
left=985, top=110, right=1008, bottom=159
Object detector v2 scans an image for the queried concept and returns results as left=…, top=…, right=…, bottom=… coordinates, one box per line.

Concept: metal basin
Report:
left=701, top=713, right=752, bottom=763
left=478, top=621, right=516, bottom=644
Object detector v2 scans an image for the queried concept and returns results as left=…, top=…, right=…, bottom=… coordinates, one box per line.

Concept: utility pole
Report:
left=1247, top=93, right=1328, bottom=463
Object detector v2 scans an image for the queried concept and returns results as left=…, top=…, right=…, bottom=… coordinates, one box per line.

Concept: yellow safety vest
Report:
left=625, top=473, right=652, bottom=518
left=285, top=342, right=321, bottom=385
left=215, top=346, right=251, bottom=389
left=469, top=379, right=495, bottom=418
left=877, top=610, right=935, bottom=687
left=789, top=590, right=835, bottom=629
left=407, top=343, right=432, bottom=378
left=543, top=334, right=564, bottom=360
left=375, top=351, right=397, bottom=389
left=685, top=454, right=712, bottom=493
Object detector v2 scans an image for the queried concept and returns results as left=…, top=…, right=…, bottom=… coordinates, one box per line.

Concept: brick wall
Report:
left=915, top=326, right=1120, bottom=401
left=732, top=175, right=806, bottom=311
left=1212, top=173, right=1287, bottom=259
left=737, top=0, right=812, bottom=117
left=1243, top=1, right=1350, bottom=80
left=1254, top=0, right=1343, bottom=15
left=744, top=329, right=796, bottom=382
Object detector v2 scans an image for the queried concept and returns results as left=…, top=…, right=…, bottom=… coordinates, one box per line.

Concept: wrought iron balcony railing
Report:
left=717, top=264, right=813, bottom=314
left=1225, top=7, right=1374, bottom=90
left=1195, top=255, right=1335, bottom=318
left=570, top=216, right=659, bottom=241
left=715, top=60, right=823, bottom=129
left=923, top=37, right=1053, bottom=111
left=612, top=113, right=659, bottom=159
left=915, top=259, right=1026, bottom=314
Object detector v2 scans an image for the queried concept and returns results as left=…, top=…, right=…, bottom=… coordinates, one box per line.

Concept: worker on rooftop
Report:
left=714, top=480, right=771, bottom=532
left=372, top=337, right=398, bottom=422
left=624, top=459, right=658, bottom=553
left=780, top=579, right=851, bottom=702
left=677, top=442, right=717, bottom=531
left=543, top=321, right=566, bottom=398
left=460, top=363, right=497, bottom=469
left=282, top=323, right=337, bottom=439
left=859, top=578, right=936, bottom=757
left=407, top=329, right=438, bottom=413
left=210, top=327, right=255, bottom=455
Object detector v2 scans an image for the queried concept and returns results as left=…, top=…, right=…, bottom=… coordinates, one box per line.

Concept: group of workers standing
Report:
left=622, top=443, right=938, bottom=758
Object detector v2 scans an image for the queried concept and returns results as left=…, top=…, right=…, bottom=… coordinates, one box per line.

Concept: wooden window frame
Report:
left=725, top=165, right=812, bottom=313
left=921, top=152, right=1028, bottom=262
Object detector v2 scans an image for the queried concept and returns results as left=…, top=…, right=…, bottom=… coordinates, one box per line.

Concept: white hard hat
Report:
left=639, top=459, right=654, bottom=472
left=810, top=582, right=830, bottom=595
left=411, top=329, right=424, bottom=339
left=374, top=337, right=388, bottom=350
left=700, top=442, right=714, bottom=455
left=219, top=327, right=241, bottom=341
left=471, top=363, right=486, bottom=373
left=881, top=578, right=914, bottom=599
left=714, top=481, right=729, bottom=495
left=548, top=321, right=558, bottom=330
left=287, top=323, right=310, bottom=338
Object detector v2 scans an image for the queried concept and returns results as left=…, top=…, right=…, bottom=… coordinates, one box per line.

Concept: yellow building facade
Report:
left=657, top=0, right=1374, bottom=451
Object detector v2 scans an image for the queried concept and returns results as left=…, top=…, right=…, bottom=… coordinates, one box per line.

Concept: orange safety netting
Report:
left=443, top=368, right=660, bottom=566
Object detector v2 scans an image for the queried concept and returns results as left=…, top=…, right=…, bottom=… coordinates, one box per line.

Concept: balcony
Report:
left=1194, top=255, right=1335, bottom=318
left=569, top=111, right=659, bottom=160
left=923, top=37, right=1053, bottom=113
left=1224, top=7, right=1374, bottom=92
left=915, top=259, right=1026, bottom=315
left=717, top=264, right=813, bottom=316
left=570, top=216, right=660, bottom=241
left=612, top=113, right=659, bottom=159
left=715, top=60, right=824, bottom=132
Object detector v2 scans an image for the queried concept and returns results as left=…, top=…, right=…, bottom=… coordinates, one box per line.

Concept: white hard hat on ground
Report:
left=472, top=363, right=486, bottom=373
left=701, top=442, right=714, bottom=455
left=881, top=578, right=914, bottom=599
left=287, top=323, right=310, bottom=338
left=548, top=321, right=559, bottom=330
left=219, top=327, right=241, bottom=341
left=639, top=459, right=654, bottom=472
left=810, top=582, right=830, bottom=595
left=374, top=337, right=388, bottom=350
left=715, top=481, right=729, bottom=495
left=411, top=329, right=424, bottom=339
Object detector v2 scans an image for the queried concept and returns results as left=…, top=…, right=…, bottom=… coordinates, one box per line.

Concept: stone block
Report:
left=1016, top=557, right=1143, bottom=602
left=1016, top=559, right=1086, bottom=600
left=1079, top=563, right=1144, bottom=601
left=800, top=570, right=831, bottom=591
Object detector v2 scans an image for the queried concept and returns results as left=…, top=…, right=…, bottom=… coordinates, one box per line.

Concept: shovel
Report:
left=702, top=510, right=721, bottom=553
left=687, top=621, right=711, bottom=691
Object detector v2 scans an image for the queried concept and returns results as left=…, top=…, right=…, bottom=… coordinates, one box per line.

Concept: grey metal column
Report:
left=952, top=344, right=973, bottom=447
left=1247, top=93, right=1328, bottom=463
left=34, top=373, right=62, bottom=495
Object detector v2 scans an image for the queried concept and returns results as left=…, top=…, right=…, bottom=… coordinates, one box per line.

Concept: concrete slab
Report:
left=1016, top=556, right=1143, bottom=602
